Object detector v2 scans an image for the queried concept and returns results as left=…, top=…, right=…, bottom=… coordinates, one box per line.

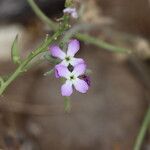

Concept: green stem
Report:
left=0, top=16, right=69, bottom=95
left=27, top=0, right=58, bottom=31
left=133, top=107, right=150, bottom=150
left=0, top=48, right=45, bottom=95
left=64, top=97, right=71, bottom=113
left=76, top=33, right=130, bottom=53
left=27, top=0, right=130, bottom=53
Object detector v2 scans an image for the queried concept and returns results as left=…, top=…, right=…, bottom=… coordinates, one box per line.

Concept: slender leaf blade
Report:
left=11, top=35, right=21, bottom=64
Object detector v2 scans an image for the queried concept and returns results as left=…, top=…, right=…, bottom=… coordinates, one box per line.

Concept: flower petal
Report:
left=71, top=58, right=84, bottom=66
left=67, top=39, right=80, bottom=56
left=50, top=45, right=66, bottom=59
left=55, top=65, right=70, bottom=78
left=61, top=81, right=73, bottom=96
left=63, top=7, right=78, bottom=18
left=73, top=63, right=86, bottom=77
left=63, top=7, right=75, bottom=14
left=82, top=75, right=91, bottom=86
left=54, top=67, right=60, bottom=78
left=71, top=11, right=78, bottom=18
left=74, top=79, right=89, bottom=93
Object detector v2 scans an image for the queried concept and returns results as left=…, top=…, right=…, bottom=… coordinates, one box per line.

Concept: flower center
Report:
left=70, top=75, right=75, bottom=80
left=65, top=56, right=71, bottom=62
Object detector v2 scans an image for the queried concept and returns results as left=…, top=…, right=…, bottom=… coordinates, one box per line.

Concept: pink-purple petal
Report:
left=61, top=81, right=73, bottom=96
left=82, top=75, right=91, bottom=86
left=54, top=67, right=60, bottom=78
left=73, top=63, right=87, bottom=76
left=50, top=45, right=66, bottom=59
left=67, top=39, right=80, bottom=56
left=71, top=58, right=84, bottom=66
left=55, top=65, right=70, bottom=78
left=74, top=79, right=89, bottom=93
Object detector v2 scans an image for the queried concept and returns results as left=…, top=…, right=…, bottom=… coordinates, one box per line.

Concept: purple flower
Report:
left=50, top=39, right=84, bottom=67
left=56, top=63, right=89, bottom=96
left=63, top=7, right=78, bottom=18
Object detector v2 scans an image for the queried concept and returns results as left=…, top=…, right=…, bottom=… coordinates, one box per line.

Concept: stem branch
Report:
left=27, top=0, right=130, bottom=53
left=133, top=107, right=150, bottom=150
left=0, top=16, right=68, bottom=95
left=27, top=0, right=58, bottom=30
left=76, top=33, right=130, bottom=53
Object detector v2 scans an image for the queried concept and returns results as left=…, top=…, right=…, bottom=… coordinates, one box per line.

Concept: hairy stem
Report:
left=0, top=16, right=69, bottom=95
left=27, top=0, right=130, bottom=53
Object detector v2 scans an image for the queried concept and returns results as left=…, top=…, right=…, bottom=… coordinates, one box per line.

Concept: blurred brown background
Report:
left=0, top=0, right=150, bottom=150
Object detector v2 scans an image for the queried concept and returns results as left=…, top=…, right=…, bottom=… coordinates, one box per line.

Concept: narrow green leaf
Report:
left=11, top=35, right=21, bottom=64
left=44, top=52, right=52, bottom=61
